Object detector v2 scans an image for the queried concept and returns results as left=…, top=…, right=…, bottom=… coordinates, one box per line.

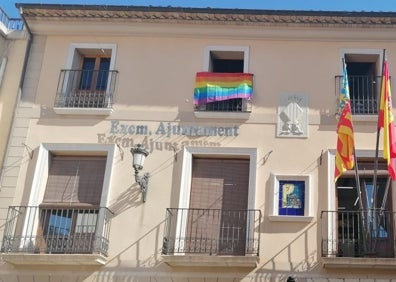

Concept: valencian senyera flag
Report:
left=194, top=72, right=253, bottom=105
left=378, top=59, right=396, bottom=180
left=335, top=62, right=355, bottom=182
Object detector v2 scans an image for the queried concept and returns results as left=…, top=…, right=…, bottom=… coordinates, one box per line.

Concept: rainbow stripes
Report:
left=194, top=72, right=253, bottom=105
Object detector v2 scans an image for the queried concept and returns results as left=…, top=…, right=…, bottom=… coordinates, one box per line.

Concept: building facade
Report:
left=0, top=4, right=396, bottom=281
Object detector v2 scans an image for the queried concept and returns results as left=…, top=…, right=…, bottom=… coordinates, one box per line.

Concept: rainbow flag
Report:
left=194, top=72, right=253, bottom=105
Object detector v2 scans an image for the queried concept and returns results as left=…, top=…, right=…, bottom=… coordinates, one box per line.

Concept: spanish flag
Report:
left=335, top=63, right=355, bottom=182
left=378, top=59, right=396, bottom=180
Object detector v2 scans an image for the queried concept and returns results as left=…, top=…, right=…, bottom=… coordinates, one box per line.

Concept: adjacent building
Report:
left=1, top=3, right=396, bottom=281
left=0, top=7, right=26, bottom=193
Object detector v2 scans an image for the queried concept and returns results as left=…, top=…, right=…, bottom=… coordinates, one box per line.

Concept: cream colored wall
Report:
left=0, top=33, right=27, bottom=169
left=2, top=18, right=396, bottom=281
left=0, top=31, right=28, bottom=231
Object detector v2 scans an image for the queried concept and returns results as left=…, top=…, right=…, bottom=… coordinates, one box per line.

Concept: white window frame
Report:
left=54, top=43, right=117, bottom=115
left=324, top=149, right=396, bottom=257
left=174, top=146, right=257, bottom=254
left=339, top=48, right=384, bottom=122
left=203, top=45, right=250, bottom=73
left=195, top=46, right=251, bottom=119
left=19, top=143, right=115, bottom=250
left=269, top=173, right=313, bottom=222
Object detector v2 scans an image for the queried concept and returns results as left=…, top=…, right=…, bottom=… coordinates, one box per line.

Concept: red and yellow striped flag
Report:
left=378, top=59, right=396, bottom=180
left=335, top=63, right=355, bottom=182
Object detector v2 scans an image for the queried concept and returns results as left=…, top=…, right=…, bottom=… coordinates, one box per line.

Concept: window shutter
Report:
left=341, top=159, right=388, bottom=177
left=190, top=158, right=249, bottom=210
left=188, top=157, right=249, bottom=255
left=43, top=156, right=106, bottom=206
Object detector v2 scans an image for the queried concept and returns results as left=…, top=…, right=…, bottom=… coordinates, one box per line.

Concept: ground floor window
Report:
left=335, top=159, right=394, bottom=257
left=36, top=155, right=106, bottom=254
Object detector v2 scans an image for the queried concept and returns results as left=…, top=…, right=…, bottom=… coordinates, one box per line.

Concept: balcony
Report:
left=161, top=208, right=261, bottom=267
left=194, top=72, right=253, bottom=119
left=54, top=69, right=118, bottom=115
left=1, top=206, right=113, bottom=265
left=335, top=75, right=381, bottom=116
left=321, top=210, right=396, bottom=269
left=0, top=7, right=24, bottom=31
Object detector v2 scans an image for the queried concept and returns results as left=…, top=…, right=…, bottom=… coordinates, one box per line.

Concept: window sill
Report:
left=162, top=254, right=259, bottom=268
left=322, top=256, right=396, bottom=269
left=352, top=114, right=378, bottom=122
left=269, top=215, right=314, bottom=222
left=2, top=253, right=107, bottom=266
left=194, top=111, right=251, bottom=119
left=54, top=107, right=113, bottom=115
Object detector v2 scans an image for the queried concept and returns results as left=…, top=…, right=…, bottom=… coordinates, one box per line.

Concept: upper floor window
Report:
left=80, top=57, right=110, bottom=91
left=336, top=50, right=383, bottom=116
left=194, top=46, right=253, bottom=116
left=54, top=43, right=118, bottom=115
left=208, top=50, right=244, bottom=73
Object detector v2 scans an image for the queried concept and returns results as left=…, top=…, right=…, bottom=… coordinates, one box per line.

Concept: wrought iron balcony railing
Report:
left=1, top=206, right=113, bottom=256
left=0, top=7, right=24, bottom=30
left=321, top=210, right=395, bottom=258
left=194, top=98, right=252, bottom=112
left=162, top=208, right=261, bottom=256
left=55, top=69, right=118, bottom=109
left=335, top=75, right=381, bottom=115
left=194, top=72, right=253, bottom=113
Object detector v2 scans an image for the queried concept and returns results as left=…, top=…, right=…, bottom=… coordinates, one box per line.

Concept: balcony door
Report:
left=336, top=160, right=394, bottom=257
left=76, top=57, right=110, bottom=108
left=37, top=155, right=105, bottom=254
left=187, top=157, right=249, bottom=255
left=344, top=53, right=380, bottom=115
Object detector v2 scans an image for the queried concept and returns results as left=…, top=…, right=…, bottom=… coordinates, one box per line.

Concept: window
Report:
left=54, top=43, right=118, bottom=115
left=162, top=147, right=261, bottom=267
left=1, top=144, right=114, bottom=264
left=38, top=155, right=106, bottom=254
left=79, top=57, right=110, bottom=92
left=194, top=46, right=252, bottom=116
left=338, top=50, right=383, bottom=116
left=187, top=157, right=250, bottom=255
left=269, top=174, right=313, bottom=222
left=335, top=160, right=393, bottom=258
left=322, top=152, right=396, bottom=264
left=208, top=50, right=244, bottom=73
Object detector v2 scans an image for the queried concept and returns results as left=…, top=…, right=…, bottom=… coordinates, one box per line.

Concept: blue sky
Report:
left=2, top=0, right=396, bottom=19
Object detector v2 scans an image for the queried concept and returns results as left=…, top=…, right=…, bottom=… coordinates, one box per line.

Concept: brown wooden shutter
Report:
left=190, top=158, right=249, bottom=210
left=43, top=156, right=106, bottom=206
left=341, top=159, right=388, bottom=177
left=187, top=157, right=250, bottom=255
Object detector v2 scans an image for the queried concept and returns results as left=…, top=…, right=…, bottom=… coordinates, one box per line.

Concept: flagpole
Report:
left=352, top=147, right=363, bottom=210
left=340, top=59, right=363, bottom=212
left=371, top=49, right=390, bottom=255
left=373, top=49, right=386, bottom=210
left=344, top=55, right=363, bottom=214
left=352, top=146, right=369, bottom=253
left=339, top=58, right=366, bottom=253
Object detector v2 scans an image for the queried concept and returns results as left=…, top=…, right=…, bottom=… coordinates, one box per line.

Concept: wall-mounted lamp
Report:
left=130, top=144, right=150, bottom=202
